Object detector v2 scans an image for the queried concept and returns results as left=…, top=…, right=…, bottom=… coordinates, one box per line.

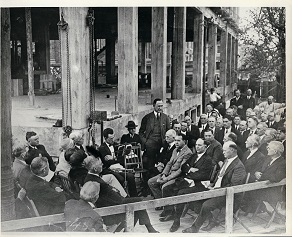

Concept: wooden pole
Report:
left=25, top=7, right=35, bottom=106
left=171, top=7, right=186, bottom=100
left=225, top=187, right=234, bottom=233
left=59, top=7, right=91, bottom=129
left=1, top=8, right=16, bottom=221
left=220, top=26, right=228, bottom=100
left=124, top=204, right=135, bottom=232
left=151, top=7, right=167, bottom=101
left=192, top=13, right=204, bottom=93
left=207, top=23, right=217, bottom=89
left=117, top=7, right=138, bottom=114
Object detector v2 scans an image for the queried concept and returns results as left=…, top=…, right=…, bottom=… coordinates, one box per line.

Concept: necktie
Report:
left=219, top=159, right=229, bottom=177
left=157, top=113, right=160, bottom=121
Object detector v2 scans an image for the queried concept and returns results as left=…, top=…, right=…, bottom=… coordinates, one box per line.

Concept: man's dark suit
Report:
left=230, top=96, right=245, bottom=117
left=162, top=153, right=213, bottom=216
left=266, top=121, right=279, bottom=130
left=238, top=130, right=249, bottom=152
left=26, top=145, right=56, bottom=171
left=253, top=156, right=286, bottom=206
left=139, top=111, right=170, bottom=169
left=216, top=127, right=242, bottom=145
left=64, top=199, right=105, bottom=232
left=25, top=174, right=66, bottom=216
left=98, top=142, right=137, bottom=197
left=120, top=133, right=142, bottom=145
left=241, top=149, right=265, bottom=182
left=205, top=139, right=224, bottom=166
left=191, top=157, right=246, bottom=230
left=84, top=173, right=151, bottom=227
left=243, top=95, right=256, bottom=113
left=186, top=125, right=200, bottom=149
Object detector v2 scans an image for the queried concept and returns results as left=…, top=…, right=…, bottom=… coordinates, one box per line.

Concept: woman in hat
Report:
left=121, top=121, right=142, bottom=145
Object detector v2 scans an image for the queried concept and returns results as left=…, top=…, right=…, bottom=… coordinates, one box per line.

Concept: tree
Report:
left=239, top=7, right=285, bottom=102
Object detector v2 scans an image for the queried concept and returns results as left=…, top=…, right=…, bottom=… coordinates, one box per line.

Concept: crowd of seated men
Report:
left=11, top=89, right=286, bottom=232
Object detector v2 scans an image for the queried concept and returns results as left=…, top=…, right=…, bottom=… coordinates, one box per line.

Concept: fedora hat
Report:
left=125, top=121, right=138, bottom=129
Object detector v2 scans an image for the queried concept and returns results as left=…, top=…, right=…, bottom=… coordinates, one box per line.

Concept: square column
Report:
left=117, top=7, right=138, bottom=114
left=140, top=42, right=147, bottom=74
left=231, top=36, right=235, bottom=84
left=227, top=33, right=232, bottom=86
left=220, top=28, right=228, bottom=99
left=171, top=7, right=186, bottom=100
left=106, top=38, right=116, bottom=84
left=59, top=7, right=91, bottom=129
left=234, top=39, right=239, bottom=83
left=151, top=7, right=167, bottom=101
left=192, top=13, right=204, bottom=93
left=207, top=23, right=217, bottom=88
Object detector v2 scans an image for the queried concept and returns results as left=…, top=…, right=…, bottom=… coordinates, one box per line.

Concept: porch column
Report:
left=220, top=27, right=228, bottom=100
left=59, top=7, right=91, bottom=129
left=140, top=42, right=147, bottom=74
left=192, top=13, right=204, bottom=93
left=207, top=23, right=217, bottom=88
left=106, top=38, right=116, bottom=84
left=171, top=7, right=186, bottom=99
left=117, top=7, right=138, bottom=114
left=151, top=7, right=167, bottom=101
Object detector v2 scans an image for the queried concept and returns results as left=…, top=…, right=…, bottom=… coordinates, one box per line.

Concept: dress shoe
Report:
left=159, top=214, right=174, bottom=222
left=201, top=219, right=219, bottom=231
left=170, top=220, right=180, bottom=232
left=155, top=206, right=163, bottom=211
left=159, top=210, right=170, bottom=217
left=182, top=226, right=199, bottom=233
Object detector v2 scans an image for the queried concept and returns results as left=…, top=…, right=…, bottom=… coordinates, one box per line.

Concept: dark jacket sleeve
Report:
left=139, top=115, right=148, bottom=148
left=185, top=158, right=213, bottom=181
left=39, top=145, right=56, bottom=171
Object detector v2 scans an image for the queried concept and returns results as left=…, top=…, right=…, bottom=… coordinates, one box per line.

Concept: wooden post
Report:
left=225, top=187, right=234, bottom=233
left=192, top=13, right=204, bottom=93
left=227, top=33, right=232, bottom=86
left=1, top=8, right=16, bottom=221
left=234, top=39, right=239, bottom=84
left=171, top=7, right=186, bottom=100
left=207, top=23, right=217, bottom=89
left=124, top=204, right=135, bottom=232
left=140, top=42, right=147, bottom=74
left=25, top=7, right=35, bottom=106
left=106, top=38, right=116, bottom=84
left=59, top=7, right=91, bottom=129
left=151, top=7, right=167, bottom=101
left=220, top=27, right=228, bottom=100
left=117, top=7, right=138, bottom=114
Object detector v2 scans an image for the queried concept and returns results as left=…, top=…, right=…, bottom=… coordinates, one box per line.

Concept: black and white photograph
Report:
left=0, top=1, right=290, bottom=235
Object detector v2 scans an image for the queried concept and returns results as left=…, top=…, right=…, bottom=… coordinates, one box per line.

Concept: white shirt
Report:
left=210, top=93, right=221, bottom=102
left=225, top=127, right=231, bottom=134
left=214, top=156, right=237, bottom=188
left=196, top=152, right=204, bottom=162
left=153, top=111, right=160, bottom=119
left=246, top=148, right=258, bottom=160
left=105, top=142, right=115, bottom=157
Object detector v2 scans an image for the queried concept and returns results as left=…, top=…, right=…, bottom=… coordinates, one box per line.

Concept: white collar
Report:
left=169, top=141, right=175, bottom=148
left=88, top=202, right=95, bottom=208
left=88, top=171, right=101, bottom=177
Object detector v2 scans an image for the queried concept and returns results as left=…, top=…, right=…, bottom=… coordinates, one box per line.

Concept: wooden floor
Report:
left=132, top=204, right=286, bottom=233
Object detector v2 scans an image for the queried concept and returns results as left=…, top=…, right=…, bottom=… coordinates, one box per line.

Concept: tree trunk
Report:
left=1, top=8, right=16, bottom=221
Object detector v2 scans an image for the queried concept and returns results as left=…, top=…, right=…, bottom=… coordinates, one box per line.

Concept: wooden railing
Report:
left=1, top=179, right=285, bottom=232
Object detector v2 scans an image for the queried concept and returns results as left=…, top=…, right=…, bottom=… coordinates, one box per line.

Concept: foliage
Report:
left=239, top=7, right=285, bottom=80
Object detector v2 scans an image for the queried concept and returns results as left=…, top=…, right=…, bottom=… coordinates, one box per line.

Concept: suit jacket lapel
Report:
left=224, top=158, right=238, bottom=176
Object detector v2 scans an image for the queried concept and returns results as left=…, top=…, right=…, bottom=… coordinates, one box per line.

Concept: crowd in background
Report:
left=11, top=88, right=286, bottom=232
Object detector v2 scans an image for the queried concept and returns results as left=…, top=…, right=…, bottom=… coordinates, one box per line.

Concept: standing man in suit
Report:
left=185, top=115, right=200, bottom=150
left=148, top=133, right=192, bottom=201
left=204, top=129, right=224, bottom=166
left=267, top=112, right=279, bottom=129
left=230, top=89, right=245, bottom=118
left=233, top=115, right=241, bottom=132
left=25, top=157, right=66, bottom=216
left=121, top=121, right=142, bottom=145
left=161, top=138, right=213, bottom=232
left=198, top=114, right=209, bottom=137
left=256, top=122, right=268, bottom=144
left=217, top=115, right=241, bottom=145
left=237, top=120, right=249, bottom=152
left=99, top=128, right=137, bottom=197
left=206, top=116, right=220, bottom=140
left=243, top=89, right=256, bottom=119
left=182, top=141, right=246, bottom=233
left=139, top=98, right=170, bottom=170
left=247, top=116, right=258, bottom=137
left=25, top=131, right=56, bottom=171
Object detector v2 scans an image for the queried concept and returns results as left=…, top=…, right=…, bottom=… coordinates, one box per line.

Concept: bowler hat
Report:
left=125, top=121, right=138, bottom=129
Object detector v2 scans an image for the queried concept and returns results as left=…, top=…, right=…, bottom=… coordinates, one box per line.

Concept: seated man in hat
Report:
left=121, top=121, right=142, bottom=145
left=25, top=131, right=56, bottom=171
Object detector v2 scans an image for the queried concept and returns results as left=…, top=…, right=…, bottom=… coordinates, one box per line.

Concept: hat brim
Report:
left=125, top=125, right=138, bottom=128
